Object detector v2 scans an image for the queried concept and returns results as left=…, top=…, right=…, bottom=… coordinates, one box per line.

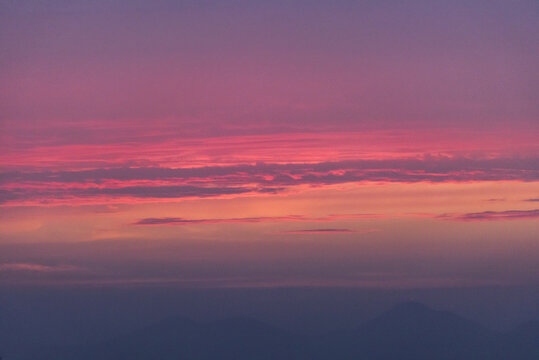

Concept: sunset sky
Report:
left=1, top=0, right=538, bottom=289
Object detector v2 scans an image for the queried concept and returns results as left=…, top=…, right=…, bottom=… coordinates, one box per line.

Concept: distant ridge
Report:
left=16, top=302, right=539, bottom=360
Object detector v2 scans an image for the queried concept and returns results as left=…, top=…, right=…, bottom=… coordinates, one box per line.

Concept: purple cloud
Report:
left=134, top=215, right=305, bottom=226
left=2, top=157, right=538, bottom=185
left=439, top=209, right=539, bottom=222
left=134, top=213, right=378, bottom=226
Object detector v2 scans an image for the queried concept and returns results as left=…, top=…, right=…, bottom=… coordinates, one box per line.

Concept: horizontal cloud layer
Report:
left=1, top=156, right=538, bottom=205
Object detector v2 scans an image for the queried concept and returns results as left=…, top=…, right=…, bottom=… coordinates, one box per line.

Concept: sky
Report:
left=0, top=0, right=538, bottom=289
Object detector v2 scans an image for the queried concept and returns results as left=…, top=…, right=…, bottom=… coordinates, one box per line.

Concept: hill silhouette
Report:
left=11, top=302, right=539, bottom=360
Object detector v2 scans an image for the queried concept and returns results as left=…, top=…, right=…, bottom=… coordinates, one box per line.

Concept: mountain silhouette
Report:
left=315, top=301, right=494, bottom=359
left=14, top=302, right=539, bottom=360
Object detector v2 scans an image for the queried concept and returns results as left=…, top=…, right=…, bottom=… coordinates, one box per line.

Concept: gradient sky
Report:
left=0, top=0, right=538, bottom=288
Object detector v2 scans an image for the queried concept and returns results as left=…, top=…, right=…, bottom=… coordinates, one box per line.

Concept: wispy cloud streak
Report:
left=282, top=228, right=355, bottom=234
left=134, top=214, right=378, bottom=226
left=0, top=263, right=81, bottom=272
left=439, top=209, right=539, bottom=222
